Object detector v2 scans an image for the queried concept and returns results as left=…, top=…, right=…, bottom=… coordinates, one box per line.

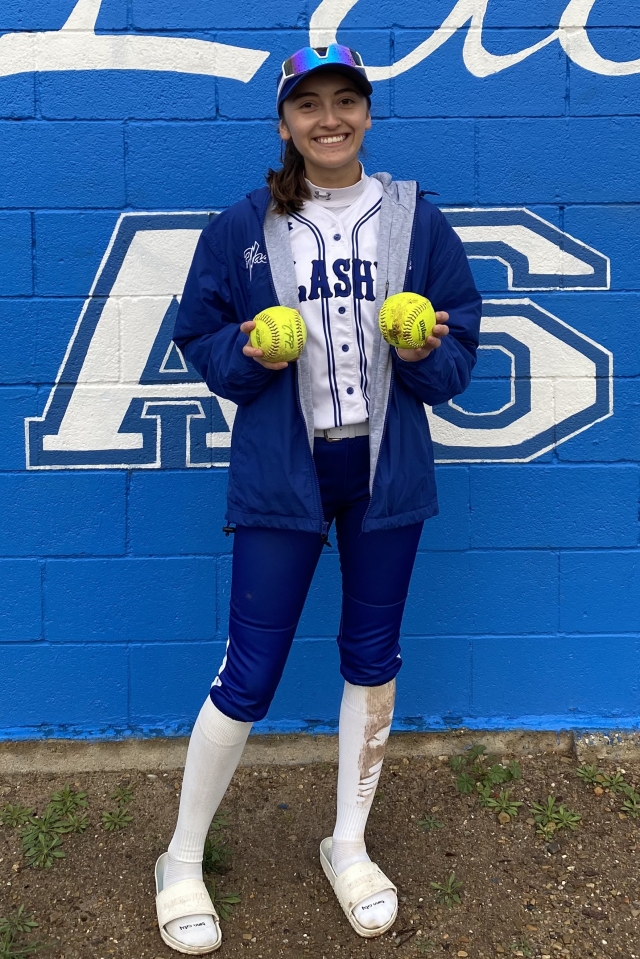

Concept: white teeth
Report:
left=315, top=134, right=348, bottom=144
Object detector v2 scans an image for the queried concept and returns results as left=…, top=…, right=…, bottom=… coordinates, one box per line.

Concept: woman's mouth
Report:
left=313, top=133, right=349, bottom=144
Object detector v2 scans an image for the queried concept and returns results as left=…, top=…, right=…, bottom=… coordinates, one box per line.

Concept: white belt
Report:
left=314, top=421, right=370, bottom=442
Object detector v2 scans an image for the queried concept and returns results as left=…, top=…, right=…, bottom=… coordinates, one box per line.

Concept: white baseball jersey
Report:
left=288, top=171, right=383, bottom=430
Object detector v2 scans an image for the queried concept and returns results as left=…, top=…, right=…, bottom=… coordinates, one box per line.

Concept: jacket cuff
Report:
left=231, top=329, right=274, bottom=382
left=395, top=346, right=437, bottom=370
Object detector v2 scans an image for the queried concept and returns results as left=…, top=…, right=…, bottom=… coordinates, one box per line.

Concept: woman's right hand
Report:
left=240, top=320, right=289, bottom=370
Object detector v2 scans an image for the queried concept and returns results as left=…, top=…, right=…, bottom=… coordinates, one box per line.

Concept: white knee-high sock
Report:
left=163, top=695, right=252, bottom=948
left=332, top=679, right=396, bottom=931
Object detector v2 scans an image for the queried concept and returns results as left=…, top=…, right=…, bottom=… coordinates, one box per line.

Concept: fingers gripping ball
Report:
left=378, top=293, right=437, bottom=349
left=249, top=307, right=307, bottom=363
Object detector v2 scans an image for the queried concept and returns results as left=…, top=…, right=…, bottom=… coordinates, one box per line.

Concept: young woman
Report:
left=154, top=44, right=482, bottom=955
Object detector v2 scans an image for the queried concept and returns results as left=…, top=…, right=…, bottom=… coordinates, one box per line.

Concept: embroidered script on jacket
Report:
left=244, top=242, right=268, bottom=280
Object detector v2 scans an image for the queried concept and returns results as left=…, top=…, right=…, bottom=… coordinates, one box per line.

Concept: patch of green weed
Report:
left=417, top=815, right=444, bottom=833
left=0, top=806, right=35, bottom=829
left=621, top=785, right=640, bottom=819
left=101, top=808, right=133, bottom=832
left=600, top=772, right=627, bottom=794
left=204, top=879, right=241, bottom=922
left=530, top=795, right=581, bottom=838
left=20, top=810, right=70, bottom=869
left=203, top=811, right=232, bottom=874
left=47, top=786, right=88, bottom=817
left=449, top=744, right=522, bottom=802
left=64, top=811, right=89, bottom=834
left=203, top=834, right=232, bottom=874
left=509, top=937, right=532, bottom=957
left=414, top=937, right=435, bottom=955
left=0, top=907, right=47, bottom=958
left=110, top=784, right=134, bottom=806
left=483, top=789, right=523, bottom=818
left=430, top=871, right=463, bottom=908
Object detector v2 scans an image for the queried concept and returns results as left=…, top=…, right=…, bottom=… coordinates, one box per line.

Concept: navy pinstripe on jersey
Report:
left=351, top=198, right=382, bottom=413
left=288, top=175, right=383, bottom=430
left=290, top=210, right=342, bottom=426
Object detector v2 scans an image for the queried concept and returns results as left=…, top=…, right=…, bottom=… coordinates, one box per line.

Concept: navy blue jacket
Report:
left=173, top=176, right=481, bottom=532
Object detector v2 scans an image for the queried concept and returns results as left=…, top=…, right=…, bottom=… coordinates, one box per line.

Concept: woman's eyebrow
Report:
left=290, top=86, right=359, bottom=101
left=290, top=90, right=320, bottom=100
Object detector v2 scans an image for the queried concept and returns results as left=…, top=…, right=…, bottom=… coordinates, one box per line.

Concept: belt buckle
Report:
left=323, top=428, right=342, bottom=442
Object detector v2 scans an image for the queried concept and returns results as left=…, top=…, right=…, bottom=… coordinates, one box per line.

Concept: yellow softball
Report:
left=378, top=293, right=437, bottom=349
left=249, top=306, right=307, bottom=363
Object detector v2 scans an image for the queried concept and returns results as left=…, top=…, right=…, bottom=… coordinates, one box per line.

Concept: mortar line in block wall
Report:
left=38, top=559, right=45, bottom=642
left=126, top=642, right=132, bottom=727
left=473, top=119, right=479, bottom=206
left=556, top=548, right=561, bottom=635
left=4, top=113, right=640, bottom=126
left=124, top=470, right=132, bottom=556
left=122, top=121, right=129, bottom=208
left=0, top=540, right=638, bottom=558
left=4, top=202, right=640, bottom=212
left=29, top=211, right=36, bottom=296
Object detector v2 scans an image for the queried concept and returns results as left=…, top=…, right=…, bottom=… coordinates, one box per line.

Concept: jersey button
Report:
left=342, top=344, right=349, bottom=352
left=333, top=233, right=341, bottom=241
left=338, top=306, right=346, bottom=314
left=346, top=387, right=354, bottom=395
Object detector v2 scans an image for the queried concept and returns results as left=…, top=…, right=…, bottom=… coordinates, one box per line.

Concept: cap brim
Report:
left=277, top=64, right=372, bottom=112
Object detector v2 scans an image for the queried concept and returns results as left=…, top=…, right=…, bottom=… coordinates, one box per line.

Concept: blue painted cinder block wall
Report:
left=1, top=0, right=639, bottom=739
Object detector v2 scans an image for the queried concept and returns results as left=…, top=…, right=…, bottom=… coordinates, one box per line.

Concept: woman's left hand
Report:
left=396, top=311, right=449, bottom=362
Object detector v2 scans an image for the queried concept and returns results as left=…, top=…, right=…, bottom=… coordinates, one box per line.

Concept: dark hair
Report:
left=266, top=139, right=311, bottom=216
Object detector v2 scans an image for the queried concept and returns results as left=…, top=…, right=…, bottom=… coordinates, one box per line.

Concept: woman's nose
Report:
left=319, top=110, right=340, bottom=128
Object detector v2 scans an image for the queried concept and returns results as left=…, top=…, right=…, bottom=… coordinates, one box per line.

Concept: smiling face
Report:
left=279, top=70, right=371, bottom=188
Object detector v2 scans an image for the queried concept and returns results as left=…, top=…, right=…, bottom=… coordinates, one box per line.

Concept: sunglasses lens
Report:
left=283, top=44, right=362, bottom=80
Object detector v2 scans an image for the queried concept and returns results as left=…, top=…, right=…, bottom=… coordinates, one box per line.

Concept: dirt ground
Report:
left=1, top=748, right=640, bottom=959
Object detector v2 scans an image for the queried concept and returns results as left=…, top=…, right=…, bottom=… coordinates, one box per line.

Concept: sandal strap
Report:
left=334, top=860, right=397, bottom=915
left=156, top=878, right=219, bottom=927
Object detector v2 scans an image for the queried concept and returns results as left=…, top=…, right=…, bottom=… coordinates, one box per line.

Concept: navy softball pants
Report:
left=210, top=434, right=423, bottom=722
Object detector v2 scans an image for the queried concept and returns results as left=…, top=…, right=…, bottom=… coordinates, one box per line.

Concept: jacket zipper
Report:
left=362, top=184, right=420, bottom=531
left=295, top=365, right=327, bottom=539
left=263, top=226, right=326, bottom=538
left=403, top=183, right=420, bottom=292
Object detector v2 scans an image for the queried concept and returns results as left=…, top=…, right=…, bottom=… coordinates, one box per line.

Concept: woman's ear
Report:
left=278, top=116, right=291, bottom=141
left=365, top=109, right=372, bottom=131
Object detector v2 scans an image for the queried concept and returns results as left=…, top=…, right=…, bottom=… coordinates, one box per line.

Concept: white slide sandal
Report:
left=155, top=853, right=222, bottom=955
left=319, top=837, right=398, bottom=939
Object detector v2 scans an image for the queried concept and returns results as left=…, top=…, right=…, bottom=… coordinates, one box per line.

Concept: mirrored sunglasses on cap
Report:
left=276, top=43, right=372, bottom=111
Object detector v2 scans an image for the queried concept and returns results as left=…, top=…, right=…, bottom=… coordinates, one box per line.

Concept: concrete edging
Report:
left=1, top=730, right=638, bottom=775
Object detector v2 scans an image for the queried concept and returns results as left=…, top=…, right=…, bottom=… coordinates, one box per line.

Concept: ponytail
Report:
left=266, top=139, right=311, bottom=216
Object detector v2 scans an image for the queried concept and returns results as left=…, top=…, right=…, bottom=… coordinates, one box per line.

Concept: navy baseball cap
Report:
left=276, top=44, right=372, bottom=114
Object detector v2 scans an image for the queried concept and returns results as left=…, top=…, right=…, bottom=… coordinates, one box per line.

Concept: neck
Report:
left=302, top=157, right=362, bottom=189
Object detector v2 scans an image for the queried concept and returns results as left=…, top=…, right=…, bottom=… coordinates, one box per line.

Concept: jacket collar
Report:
left=247, top=185, right=273, bottom=223
left=249, top=173, right=418, bottom=225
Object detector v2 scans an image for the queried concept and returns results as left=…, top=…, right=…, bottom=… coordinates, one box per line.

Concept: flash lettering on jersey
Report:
left=333, top=259, right=352, bottom=297
left=299, top=258, right=375, bottom=302
left=307, top=259, right=334, bottom=300
left=352, top=259, right=376, bottom=301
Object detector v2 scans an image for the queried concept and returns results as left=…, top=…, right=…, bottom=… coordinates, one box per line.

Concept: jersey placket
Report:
left=323, top=210, right=368, bottom=425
